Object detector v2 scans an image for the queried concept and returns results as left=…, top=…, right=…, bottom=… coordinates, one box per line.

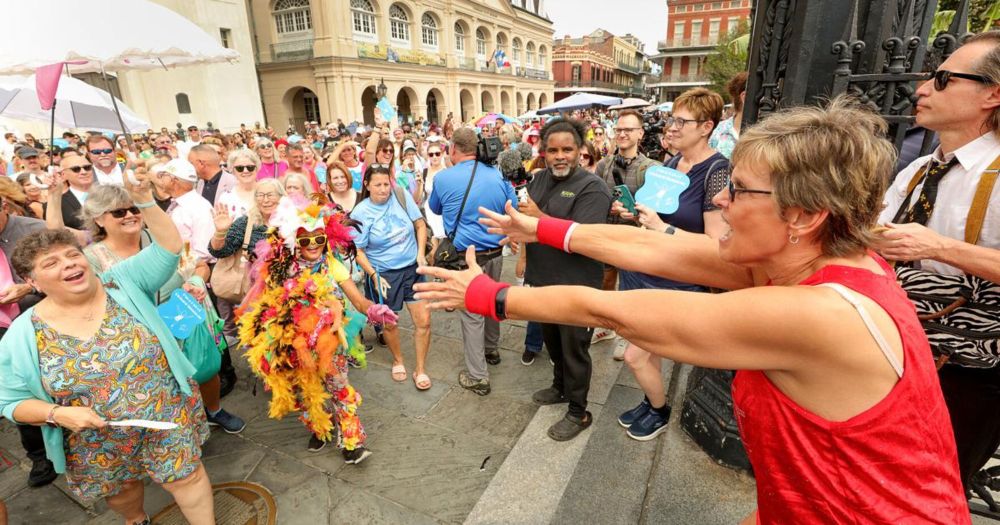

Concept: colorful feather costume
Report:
left=237, top=195, right=368, bottom=448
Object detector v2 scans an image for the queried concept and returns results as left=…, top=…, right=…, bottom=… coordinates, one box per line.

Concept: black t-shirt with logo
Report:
left=525, top=167, right=612, bottom=288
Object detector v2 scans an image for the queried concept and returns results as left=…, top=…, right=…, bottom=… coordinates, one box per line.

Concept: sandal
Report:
left=391, top=363, right=407, bottom=382
left=412, top=372, right=432, bottom=391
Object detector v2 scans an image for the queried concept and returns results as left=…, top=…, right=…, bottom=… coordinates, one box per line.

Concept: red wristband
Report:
left=537, top=216, right=576, bottom=253
left=465, top=274, right=511, bottom=321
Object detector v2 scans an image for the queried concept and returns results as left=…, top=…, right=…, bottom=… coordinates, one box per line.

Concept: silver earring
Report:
left=789, top=234, right=800, bottom=245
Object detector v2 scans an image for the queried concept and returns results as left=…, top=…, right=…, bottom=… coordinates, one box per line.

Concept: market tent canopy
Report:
left=537, top=93, right=623, bottom=115
left=0, top=75, right=149, bottom=133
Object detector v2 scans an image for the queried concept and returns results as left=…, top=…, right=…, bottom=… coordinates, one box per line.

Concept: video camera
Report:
left=476, top=135, right=502, bottom=165
left=640, top=110, right=666, bottom=161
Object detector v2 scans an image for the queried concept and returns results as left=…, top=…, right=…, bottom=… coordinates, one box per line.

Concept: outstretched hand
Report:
left=414, top=247, right=483, bottom=311
left=478, top=200, right=539, bottom=246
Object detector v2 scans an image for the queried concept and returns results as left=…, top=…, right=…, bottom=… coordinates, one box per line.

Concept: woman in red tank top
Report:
left=415, top=98, right=970, bottom=524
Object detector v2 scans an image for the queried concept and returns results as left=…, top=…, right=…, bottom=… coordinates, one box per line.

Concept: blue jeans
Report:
left=525, top=321, right=544, bottom=353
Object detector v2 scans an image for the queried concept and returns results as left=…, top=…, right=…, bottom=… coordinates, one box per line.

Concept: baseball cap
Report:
left=162, top=159, right=198, bottom=182
left=16, top=147, right=39, bottom=159
left=402, top=139, right=417, bottom=153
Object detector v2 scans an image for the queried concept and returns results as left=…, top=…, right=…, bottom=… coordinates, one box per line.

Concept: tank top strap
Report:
left=817, top=282, right=904, bottom=378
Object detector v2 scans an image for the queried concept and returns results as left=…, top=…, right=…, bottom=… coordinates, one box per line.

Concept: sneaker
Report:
left=618, top=398, right=652, bottom=428
left=547, top=411, right=593, bottom=441
left=307, top=435, right=327, bottom=452
left=27, top=458, right=57, bottom=488
left=532, top=387, right=568, bottom=405
left=207, top=408, right=247, bottom=434
left=612, top=343, right=627, bottom=361
left=458, top=370, right=491, bottom=396
left=521, top=349, right=538, bottom=366
left=485, top=349, right=502, bottom=365
left=364, top=344, right=374, bottom=354
left=342, top=446, right=372, bottom=465
left=347, top=355, right=362, bottom=368
left=626, top=406, right=671, bottom=441
left=130, top=516, right=151, bottom=525
left=591, top=328, right=616, bottom=344
left=376, top=333, right=386, bottom=346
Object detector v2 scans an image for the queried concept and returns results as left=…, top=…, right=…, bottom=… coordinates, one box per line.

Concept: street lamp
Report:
left=377, top=78, right=387, bottom=101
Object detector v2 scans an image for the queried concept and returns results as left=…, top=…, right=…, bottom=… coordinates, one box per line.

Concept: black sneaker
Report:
left=206, top=408, right=247, bottom=434
left=485, top=349, right=501, bottom=365
left=547, top=411, right=593, bottom=441
left=458, top=370, right=491, bottom=396
left=626, top=406, right=671, bottom=442
left=27, top=458, right=57, bottom=487
left=342, top=446, right=372, bottom=465
left=521, top=349, right=537, bottom=366
left=532, top=387, right=568, bottom=405
left=307, top=435, right=327, bottom=452
left=364, top=344, right=374, bottom=354
left=618, top=398, right=652, bottom=428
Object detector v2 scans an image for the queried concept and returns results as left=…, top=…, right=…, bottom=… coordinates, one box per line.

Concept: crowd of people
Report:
left=0, top=30, right=998, bottom=525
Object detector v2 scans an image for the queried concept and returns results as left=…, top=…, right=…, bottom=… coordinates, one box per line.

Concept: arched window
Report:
left=176, top=93, right=191, bottom=114
left=525, top=42, right=535, bottom=67
left=511, top=38, right=522, bottom=64
left=571, top=65, right=581, bottom=83
left=350, top=0, right=376, bottom=37
left=496, top=33, right=507, bottom=55
left=421, top=13, right=438, bottom=47
left=454, top=23, right=465, bottom=53
left=476, top=29, right=487, bottom=57
left=274, top=0, right=312, bottom=34
left=389, top=4, right=409, bottom=43
left=538, top=45, right=547, bottom=69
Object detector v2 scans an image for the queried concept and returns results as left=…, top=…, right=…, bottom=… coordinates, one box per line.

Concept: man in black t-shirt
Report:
left=519, top=118, right=612, bottom=441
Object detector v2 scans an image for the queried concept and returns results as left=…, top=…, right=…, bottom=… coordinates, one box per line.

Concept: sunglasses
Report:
left=89, top=148, right=114, bottom=155
left=64, top=164, right=93, bottom=173
left=428, top=151, right=442, bottom=157
left=297, top=234, right=327, bottom=248
left=233, top=165, right=257, bottom=173
left=108, top=206, right=140, bottom=218
left=726, top=177, right=773, bottom=201
left=932, top=69, right=992, bottom=91
left=257, top=144, right=273, bottom=149
left=380, top=148, right=394, bottom=153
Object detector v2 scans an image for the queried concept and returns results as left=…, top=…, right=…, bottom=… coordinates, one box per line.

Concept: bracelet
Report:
left=45, top=404, right=60, bottom=428
left=495, top=287, right=509, bottom=321
left=134, top=200, right=156, bottom=209
left=466, top=274, right=510, bottom=321
left=663, top=224, right=676, bottom=235
left=536, top=217, right=577, bottom=253
left=214, top=230, right=228, bottom=239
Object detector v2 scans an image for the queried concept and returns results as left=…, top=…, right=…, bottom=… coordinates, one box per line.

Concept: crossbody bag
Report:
left=432, top=161, right=479, bottom=270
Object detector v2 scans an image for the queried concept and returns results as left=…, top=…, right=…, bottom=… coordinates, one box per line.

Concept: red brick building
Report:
left=650, top=0, right=752, bottom=101
left=552, top=29, right=649, bottom=102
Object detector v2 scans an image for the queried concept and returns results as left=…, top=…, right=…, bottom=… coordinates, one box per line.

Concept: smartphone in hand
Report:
left=612, top=184, right=638, bottom=215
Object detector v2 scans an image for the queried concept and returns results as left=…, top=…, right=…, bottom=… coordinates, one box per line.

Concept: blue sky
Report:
left=546, top=0, right=668, bottom=55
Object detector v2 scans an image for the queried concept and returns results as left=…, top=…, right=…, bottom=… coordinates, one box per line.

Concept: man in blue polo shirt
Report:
left=429, top=127, right=516, bottom=395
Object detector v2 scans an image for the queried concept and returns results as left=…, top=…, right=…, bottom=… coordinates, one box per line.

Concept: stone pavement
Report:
left=0, top=256, right=995, bottom=524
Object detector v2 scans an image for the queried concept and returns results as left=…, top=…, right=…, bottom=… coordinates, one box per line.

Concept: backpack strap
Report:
left=965, top=154, right=1000, bottom=245
left=239, top=216, right=254, bottom=252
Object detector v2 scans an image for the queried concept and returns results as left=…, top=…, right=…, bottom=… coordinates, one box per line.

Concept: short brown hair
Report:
left=452, top=127, right=478, bottom=155
left=12, top=229, right=82, bottom=278
left=674, top=87, right=725, bottom=126
left=85, top=134, right=114, bottom=150
left=966, top=31, right=1000, bottom=135
left=617, top=110, right=643, bottom=126
left=727, top=72, right=749, bottom=112
left=732, top=96, right=895, bottom=257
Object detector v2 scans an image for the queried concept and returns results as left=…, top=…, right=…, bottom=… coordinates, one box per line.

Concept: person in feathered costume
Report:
left=237, top=194, right=397, bottom=463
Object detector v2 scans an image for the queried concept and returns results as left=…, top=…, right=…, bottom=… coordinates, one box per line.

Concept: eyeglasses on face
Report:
left=255, top=191, right=279, bottom=200
left=89, top=148, right=114, bottom=155
left=233, top=165, right=257, bottom=173
left=666, top=116, right=707, bottom=129
left=257, top=144, right=273, bottom=149
left=108, top=206, right=140, bottom=218
left=427, top=151, right=442, bottom=157
left=726, top=177, right=773, bottom=201
left=64, top=164, right=93, bottom=173
left=932, top=69, right=992, bottom=91
left=297, top=234, right=327, bottom=248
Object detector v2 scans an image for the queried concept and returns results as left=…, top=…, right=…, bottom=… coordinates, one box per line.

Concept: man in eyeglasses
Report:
left=86, top=135, right=123, bottom=186
left=876, top=30, right=1000, bottom=495
left=46, top=151, right=93, bottom=230
left=189, top=144, right=236, bottom=208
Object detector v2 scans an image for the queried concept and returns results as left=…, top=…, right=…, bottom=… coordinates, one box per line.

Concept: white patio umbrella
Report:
left=608, top=97, right=655, bottom=111
left=518, top=109, right=539, bottom=120
left=537, top=93, right=623, bottom=115
left=0, top=75, right=149, bottom=133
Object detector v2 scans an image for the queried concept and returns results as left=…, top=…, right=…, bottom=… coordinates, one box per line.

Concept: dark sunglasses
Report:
left=89, top=148, right=114, bottom=155
left=379, top=148, right=394, bottom=153
left=726, top=177, right=773, bottom=201
left=427, top=151, right=442, bottom=157
left=108, top=206, right=140, bottom=218
left=257, top=144, right=273, bottom=149
left=932, top=69, right=992, bottom=91
left=297, top=234, right=327, bottom=248
left=233, top=165, right=257, bottom=173
left=64, top=164, right=93, bottom=173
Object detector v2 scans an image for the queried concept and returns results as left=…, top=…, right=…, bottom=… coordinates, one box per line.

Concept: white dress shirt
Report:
left=168, top=190, right=215, bottom=263
left=880, top=132, right=1000, bottom=276
left=94, top=164, right=123, bottom=186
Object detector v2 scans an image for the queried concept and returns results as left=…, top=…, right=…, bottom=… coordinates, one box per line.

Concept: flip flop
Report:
left=412, top=372, right=432, bottom=391
left=391, top=363, right=406, bottom=382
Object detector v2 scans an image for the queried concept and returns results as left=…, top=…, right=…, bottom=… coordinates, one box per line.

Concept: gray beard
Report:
left=551, top=166, right=573, bottom=180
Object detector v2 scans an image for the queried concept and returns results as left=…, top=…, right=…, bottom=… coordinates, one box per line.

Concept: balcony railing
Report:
left=515, top=67, right=550, bottom=80
left=555, top=80, right=625, bottom=91
left=356, top=43, right=446, bottom=67
left=617, top=61, right=642, bottom=74
left=658, top=37, right=721, bottom=49
left=270, top=38, right=314, bottom=62
left=658, top=73, right=710, bottom=84
left=457, top=56, right=476, bottom=70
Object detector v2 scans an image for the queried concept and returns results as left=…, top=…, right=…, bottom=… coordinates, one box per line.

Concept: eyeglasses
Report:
left=594, top=131, right=604, bottom=135
left=666, top=117, right=707, bottom=129
left=428, top=151, right=442, bottom=157
left=613, top=127, right=640, bottom=135
left=932, top=69, right=992, bottom=91
left=297, top=234, right=327, bottom=248
left=726, top=177, right=773, bottom=201
left=380, top=147, right=394, bottom=153
left=108, top=206, right=140, bottom=219
left=89, top=148, right=114, bottom=155
left=255, top=191, right=279, bottom=200
left=233, top=165, right=257, bottom=173
left=257, top=144, right=272, bottom=149
left=64, top=164, right=93, bottom=173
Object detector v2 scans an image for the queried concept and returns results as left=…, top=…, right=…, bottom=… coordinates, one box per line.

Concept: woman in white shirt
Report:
left=422, top=142, right=447, bottom=255
left=217, top=150, right=259, bottom=219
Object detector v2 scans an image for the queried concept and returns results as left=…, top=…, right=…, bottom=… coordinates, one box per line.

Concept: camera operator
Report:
left=428, top=128, right=516, bottom=395
left=518, top=118, right=612, bottom=440
left=592, top=109, right=662, bottom=350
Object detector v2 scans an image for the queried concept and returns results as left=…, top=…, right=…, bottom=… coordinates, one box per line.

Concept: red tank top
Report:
left=732, top=256, right=969, bottom=524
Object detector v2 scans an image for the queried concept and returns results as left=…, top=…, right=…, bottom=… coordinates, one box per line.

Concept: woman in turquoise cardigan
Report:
left=0, top=167, right=215, bottom=525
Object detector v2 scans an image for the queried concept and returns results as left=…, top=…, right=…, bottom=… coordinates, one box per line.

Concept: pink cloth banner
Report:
left=35, top=62, right=65, bottom=111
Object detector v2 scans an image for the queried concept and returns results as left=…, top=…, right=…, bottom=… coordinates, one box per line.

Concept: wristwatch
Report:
left=663, top=224, right=676, bottom=235
left=45, top=405, right=60, bottom=428
left=495, top=287, right=509, bottom=321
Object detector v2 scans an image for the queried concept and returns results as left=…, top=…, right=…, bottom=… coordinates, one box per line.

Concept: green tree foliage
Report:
left=936, top=0, right=1000, bottom=33
left=703, top=21, right=750, bottom=98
